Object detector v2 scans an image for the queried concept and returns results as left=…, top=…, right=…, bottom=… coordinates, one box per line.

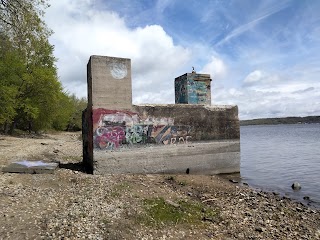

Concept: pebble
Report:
left=0, top=133, right=319, bottom=239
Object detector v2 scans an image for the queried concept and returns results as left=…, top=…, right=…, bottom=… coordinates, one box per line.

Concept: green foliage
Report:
left=51, top=92, right=74, bottom=131
left=66, top=94, right=87, bottom=131
left=0, top=0, right=87, bottom=133
left=0, top=37, right=22, bottom=126
left=0, top=85, right=17, bottom=125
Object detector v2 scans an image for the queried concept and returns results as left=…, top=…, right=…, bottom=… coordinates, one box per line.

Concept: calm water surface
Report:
left=240, top=124, right=320, bottom=208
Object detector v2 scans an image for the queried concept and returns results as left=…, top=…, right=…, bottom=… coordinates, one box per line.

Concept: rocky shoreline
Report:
left=0, top=132, right=319, bottom=239
left=219, top=173, right=320, bottom=210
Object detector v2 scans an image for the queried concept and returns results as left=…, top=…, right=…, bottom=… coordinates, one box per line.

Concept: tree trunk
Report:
left=28, top=121, right=33, bottom=134
left=8, top=119, right=17, bottom=135
left=3, top=121, right=10, bottom=134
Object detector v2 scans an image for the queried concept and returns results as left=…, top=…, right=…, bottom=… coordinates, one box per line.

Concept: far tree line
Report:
left=0, top=0, right=86, bottom=134
left=240, top=116, right=320, bottom=126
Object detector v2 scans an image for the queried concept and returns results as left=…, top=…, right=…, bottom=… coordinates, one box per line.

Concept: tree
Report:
left=66, top=95, right=87, bottom=131
left=0, top=34, right=23, bottom=131
left=0, top=0, right=70, bottom=133
left=51, top=92, right=72, bottom=131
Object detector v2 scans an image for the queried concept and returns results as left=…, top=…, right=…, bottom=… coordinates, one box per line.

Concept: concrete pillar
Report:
left=175, top=72, right=212, bottom=105
left=87, top=55, right=132, bottom=110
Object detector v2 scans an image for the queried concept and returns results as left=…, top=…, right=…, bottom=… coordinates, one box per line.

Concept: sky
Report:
left=44, top=0, right=320, bottom=120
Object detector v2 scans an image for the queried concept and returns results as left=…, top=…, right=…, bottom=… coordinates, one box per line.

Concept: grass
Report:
left=138, top=197, right=219, bottom=227
left=109, top=182, right=131, bottom=198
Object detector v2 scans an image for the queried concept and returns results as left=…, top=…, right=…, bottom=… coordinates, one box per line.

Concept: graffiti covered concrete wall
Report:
left=133, top=104, right=239, bottom=141
left=84, top=105, right=240, bottom=175
left=90, top=104, right=239, bottom=152
left=92, top=108, right=192, bottom=150
left=175, top=74, right=188, bottom=103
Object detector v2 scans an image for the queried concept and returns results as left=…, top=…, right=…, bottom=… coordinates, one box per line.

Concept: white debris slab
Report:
left=2, top=160, right=59, bottom=174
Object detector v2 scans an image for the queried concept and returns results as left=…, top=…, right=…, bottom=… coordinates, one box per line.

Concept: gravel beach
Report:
left=0, top=132, right=319, bottom=239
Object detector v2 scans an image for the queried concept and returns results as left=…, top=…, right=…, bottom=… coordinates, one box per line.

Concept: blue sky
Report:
left=45, top=0, right=320, bottom=119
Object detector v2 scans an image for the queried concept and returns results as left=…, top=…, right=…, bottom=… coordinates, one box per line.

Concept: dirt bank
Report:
left=0, top=132, right=319, bottom=239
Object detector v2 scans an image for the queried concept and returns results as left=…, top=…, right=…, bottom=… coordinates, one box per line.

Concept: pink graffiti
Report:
left=95, top=126, right=126, bottom=149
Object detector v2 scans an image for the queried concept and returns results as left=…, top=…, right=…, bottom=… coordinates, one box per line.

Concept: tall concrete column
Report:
left=87, top=55, right=132, bottom=110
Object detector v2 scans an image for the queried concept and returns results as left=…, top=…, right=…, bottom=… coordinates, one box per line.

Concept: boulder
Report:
left=291, top=182, right=301, bottom=190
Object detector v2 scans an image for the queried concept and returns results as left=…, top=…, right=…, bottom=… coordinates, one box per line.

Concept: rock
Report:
left=229, top=179, right=238, bottom=183
left=202, top=216, right=215, bottom=223
left=291, top=182, right=301, bottom=190
left=303, top=196, right=310, bottom=200
left=165, top=199, right=180, bottom=208
left=255, top=226, right=265, bottom=232
left=245, top=212, right=252, bottom=217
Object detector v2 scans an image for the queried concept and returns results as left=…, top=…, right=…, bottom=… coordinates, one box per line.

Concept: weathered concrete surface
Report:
left=94, top=140, right=240, bottom=174
left=84, top=104, right=240, bottom=174
left=87, top=55, right=132, bottom=110
left=132, top=104, right=239, bottom=140
left=2, top=160, right=58, bottom=174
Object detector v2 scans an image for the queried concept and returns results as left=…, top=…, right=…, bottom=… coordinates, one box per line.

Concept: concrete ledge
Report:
left=93, top=140, right=240, bottom=174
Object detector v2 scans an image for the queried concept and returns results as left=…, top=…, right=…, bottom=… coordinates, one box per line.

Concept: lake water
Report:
left=239, top=124, right=320, bottom=208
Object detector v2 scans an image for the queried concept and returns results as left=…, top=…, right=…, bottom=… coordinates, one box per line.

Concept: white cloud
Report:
left=200, top=56, right=226, bottom=80
left=45, top=0, right=190, bottom=102
left=44, top=0, right=320, bottom=120
left=243, top=70, right=282, bottom=88
left=243, top=70, right=263, bottom=84
left=213, top=82, right=320, bottom=120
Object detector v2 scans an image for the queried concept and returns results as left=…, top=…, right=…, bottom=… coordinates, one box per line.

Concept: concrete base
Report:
left=2, top=160, right=58, bottom=174
left=93, top=140, right=240, bottom=175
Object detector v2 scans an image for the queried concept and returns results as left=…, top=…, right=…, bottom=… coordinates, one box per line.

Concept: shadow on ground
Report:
left=59, top=162, right=87, bottom=173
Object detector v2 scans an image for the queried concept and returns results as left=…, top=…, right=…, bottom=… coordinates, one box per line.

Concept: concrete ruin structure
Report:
left=175, top=72, right=211, bottom=104
left=83, top=55, right=240, bottom=174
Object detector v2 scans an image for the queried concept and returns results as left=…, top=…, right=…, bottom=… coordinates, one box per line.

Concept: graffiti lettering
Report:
left=166, top=136, right=192, bottom=145
left=93, top=108, right=193, bottom=150
left=94, top=126, right=126, bottom=149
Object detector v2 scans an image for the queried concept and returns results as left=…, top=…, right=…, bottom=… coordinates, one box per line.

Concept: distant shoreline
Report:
left=240, top=116, right=320, bottom=126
